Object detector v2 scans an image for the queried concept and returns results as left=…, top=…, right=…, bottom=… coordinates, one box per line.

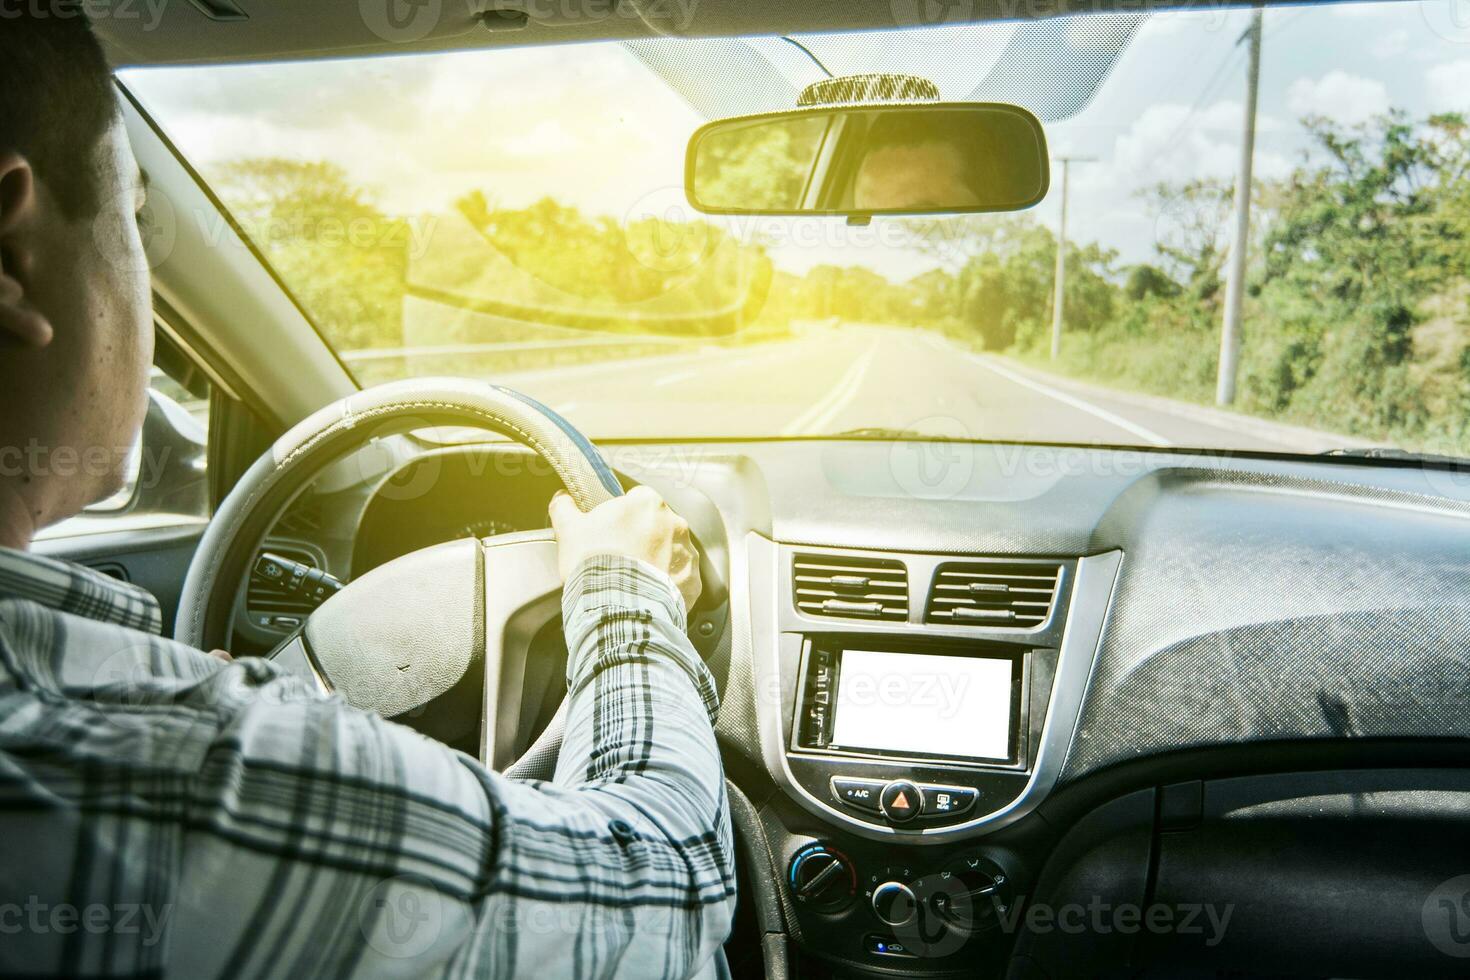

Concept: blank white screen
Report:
left=829, top=649, right=1014, bottom=760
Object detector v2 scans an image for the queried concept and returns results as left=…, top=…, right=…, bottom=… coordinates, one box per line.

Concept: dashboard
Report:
left=242, top=435, right=1470, bottom=976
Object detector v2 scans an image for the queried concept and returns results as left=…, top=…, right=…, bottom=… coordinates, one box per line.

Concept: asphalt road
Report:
left=495, top=324, right=1341, bottom=453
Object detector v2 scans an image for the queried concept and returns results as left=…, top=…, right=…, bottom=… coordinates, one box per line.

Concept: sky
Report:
left=122, top=0, right=1470, bottom=287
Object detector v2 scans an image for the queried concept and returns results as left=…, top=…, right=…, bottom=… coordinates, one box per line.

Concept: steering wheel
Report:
left=175, top=378, right=631, bottom=777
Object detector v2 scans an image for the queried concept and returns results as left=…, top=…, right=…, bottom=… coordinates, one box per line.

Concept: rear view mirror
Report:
left=685, top=103, right=1049, bottom=218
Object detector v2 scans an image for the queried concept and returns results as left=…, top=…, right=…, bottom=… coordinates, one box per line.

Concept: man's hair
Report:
left=0, top=8, right=117, bottom=220
left=862, top=112, right=990, bottom=198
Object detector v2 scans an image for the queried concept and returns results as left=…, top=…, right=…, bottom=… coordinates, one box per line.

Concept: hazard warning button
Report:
left=879, top=780, right=922, bottom=824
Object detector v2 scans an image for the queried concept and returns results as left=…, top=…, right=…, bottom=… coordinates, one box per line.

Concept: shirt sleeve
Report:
left=168, top=555, right=735, bottom=980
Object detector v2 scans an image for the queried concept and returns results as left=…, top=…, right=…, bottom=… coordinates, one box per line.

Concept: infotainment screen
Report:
left=827, top=648, right=1016, bottom=762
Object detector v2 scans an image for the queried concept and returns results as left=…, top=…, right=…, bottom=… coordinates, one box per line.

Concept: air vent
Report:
left=925, top=562, right=1062, bottom=628
left=793, top=553, right=908, bottom=621
left=247, top=546, right=319, bottom=618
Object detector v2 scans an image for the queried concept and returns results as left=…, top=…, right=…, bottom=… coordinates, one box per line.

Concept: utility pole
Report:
left=1050, top=156, right=1094, bottom=360
left=1216, top=7, right=1263, bottom=405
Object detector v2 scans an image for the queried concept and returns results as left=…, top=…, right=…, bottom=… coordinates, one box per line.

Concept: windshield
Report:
left=123, top=1, right=1470, bottom=457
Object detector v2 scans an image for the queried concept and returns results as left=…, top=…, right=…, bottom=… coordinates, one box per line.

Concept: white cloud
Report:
left=502, top=121, right=580, bottom=157
left=1286, top=71, right=1390, bottom=125
left=1426, top=60, right=1470, bottom=114
left=1103, top=100, right=1289, bottom=187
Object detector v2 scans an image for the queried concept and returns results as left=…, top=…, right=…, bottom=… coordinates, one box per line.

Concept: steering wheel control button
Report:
left=255, top=552, right=308, bottom=590
left=879, top=780, right=922, bottom=823
left=253, top=552, right=344, bottom=612
left=920, top=783, right=978, bottom=818
left=871, top=881, right=918, bottom=926
left=830, top=777, right=885, bottom=813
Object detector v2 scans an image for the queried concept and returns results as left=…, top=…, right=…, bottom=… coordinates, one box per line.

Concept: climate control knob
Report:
left=871, top=880, right=918, bottom=926
left=789, top=843, right=856, bottom=913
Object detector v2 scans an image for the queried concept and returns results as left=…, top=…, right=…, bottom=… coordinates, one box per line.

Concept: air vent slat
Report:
left=794, top=563, right=903, bottom=576
left=925, top=561, right=1062, bottom=628
left=794, top=575, right=906, bottom=587
left=793, top=553, right=908, bottom=622
left=934, top=581, right=1052, bottom=590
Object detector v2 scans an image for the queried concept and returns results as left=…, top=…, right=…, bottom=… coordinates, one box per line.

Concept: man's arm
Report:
left=174, top=489, right=734, bottom=978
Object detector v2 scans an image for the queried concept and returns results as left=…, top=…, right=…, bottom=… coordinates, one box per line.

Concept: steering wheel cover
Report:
left=176, top=377, right=621, bottom=650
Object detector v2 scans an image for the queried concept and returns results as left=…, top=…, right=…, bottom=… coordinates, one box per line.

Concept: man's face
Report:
left=0, top=114, right=155, bottom=528
left=853, top=140, right=982, bottom=212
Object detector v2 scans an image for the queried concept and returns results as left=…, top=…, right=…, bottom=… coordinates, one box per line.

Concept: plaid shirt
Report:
left=0, top=546, right=734, bottom=978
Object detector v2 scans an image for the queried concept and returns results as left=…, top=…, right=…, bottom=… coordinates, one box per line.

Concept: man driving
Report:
left=0, top=13, right=733, bottom=978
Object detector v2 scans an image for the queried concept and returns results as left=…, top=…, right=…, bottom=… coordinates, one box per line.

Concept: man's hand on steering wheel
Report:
left=550, top=485, right=702, bottom=614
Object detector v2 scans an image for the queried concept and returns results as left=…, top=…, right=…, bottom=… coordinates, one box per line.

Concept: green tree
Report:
left=214, top=158, right=410, bottom=351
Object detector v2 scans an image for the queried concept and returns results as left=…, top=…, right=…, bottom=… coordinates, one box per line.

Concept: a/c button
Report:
left=830, top=777, right=885, bottom=813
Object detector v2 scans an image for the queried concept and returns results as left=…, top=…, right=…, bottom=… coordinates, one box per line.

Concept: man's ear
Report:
left=0, top=152, right=52, bottom=349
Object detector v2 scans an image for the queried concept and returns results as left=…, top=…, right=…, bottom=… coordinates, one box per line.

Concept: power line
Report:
left=1157, top=45, right=1249, bottom=150
left=1154, top=5, right=1304, bottom=149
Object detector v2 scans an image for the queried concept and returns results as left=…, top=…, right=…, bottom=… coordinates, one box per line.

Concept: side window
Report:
left=35, top=331, right=212, bottom=541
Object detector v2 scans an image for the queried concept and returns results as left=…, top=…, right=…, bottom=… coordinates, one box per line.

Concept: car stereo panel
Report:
left=789, top=636, right=1042, bottom=830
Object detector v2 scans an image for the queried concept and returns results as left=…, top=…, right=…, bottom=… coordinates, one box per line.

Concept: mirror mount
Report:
left=796, top=73, right=940, bottom=107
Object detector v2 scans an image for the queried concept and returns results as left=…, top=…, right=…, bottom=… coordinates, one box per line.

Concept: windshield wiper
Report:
left=1318, top=447, right=1468, bottom=465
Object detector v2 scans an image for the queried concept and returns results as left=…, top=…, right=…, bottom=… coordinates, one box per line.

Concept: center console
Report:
left=747, top=538, right=1121, bottom=971
left=790, top=635, right=1040, bottom=833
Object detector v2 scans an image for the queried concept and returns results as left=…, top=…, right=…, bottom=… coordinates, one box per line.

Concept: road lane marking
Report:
left=781, top=344, right=877, bottom=436
left=653, top=369, right=700, bottom=387
left=968, top=354, right=1172, bottom=447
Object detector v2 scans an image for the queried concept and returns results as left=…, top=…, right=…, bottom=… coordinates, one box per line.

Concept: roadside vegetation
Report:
left=211, top=109, right=1470, bottom=456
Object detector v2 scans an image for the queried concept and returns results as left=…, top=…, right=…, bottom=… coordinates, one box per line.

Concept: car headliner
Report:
left=94, top=0, right=1385, bottom=68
